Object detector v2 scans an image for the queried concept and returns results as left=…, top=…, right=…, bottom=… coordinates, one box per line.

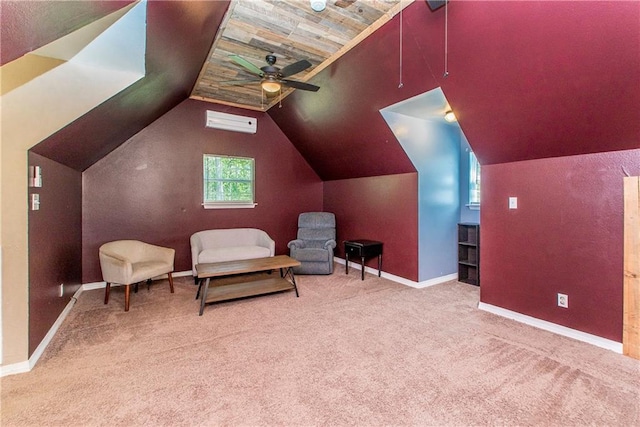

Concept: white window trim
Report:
left=468, top=151, right=481, bottom=206
left=202, top=202, right=257, bottom=209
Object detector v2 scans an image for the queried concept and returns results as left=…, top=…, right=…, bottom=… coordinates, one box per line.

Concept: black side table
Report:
left=344, top=240, right=383, bottom=280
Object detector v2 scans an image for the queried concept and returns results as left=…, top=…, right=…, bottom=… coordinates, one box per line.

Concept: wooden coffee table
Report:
left=195, top=255, right=301, bottom=315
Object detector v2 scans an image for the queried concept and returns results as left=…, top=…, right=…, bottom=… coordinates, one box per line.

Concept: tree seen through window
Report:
left=203, top=155, right=254, bottom=204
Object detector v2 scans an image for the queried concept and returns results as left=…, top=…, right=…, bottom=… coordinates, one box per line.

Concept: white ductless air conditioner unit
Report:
left=205, top=110, right=257, bottom=134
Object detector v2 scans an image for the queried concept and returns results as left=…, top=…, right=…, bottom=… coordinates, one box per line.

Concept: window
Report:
left=469, top=151, right=481, bottom=206
left=203, top=155, right=255, bottom=209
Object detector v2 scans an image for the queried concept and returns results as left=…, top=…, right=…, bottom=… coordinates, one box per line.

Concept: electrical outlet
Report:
left=557, top=293, right=568, bottom=308
left=59, top=283, right=64, bottom=297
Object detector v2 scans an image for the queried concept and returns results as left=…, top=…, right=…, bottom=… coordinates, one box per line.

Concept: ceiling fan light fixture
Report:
left=444, top=110, right=457, bottom=122
left=310, top=0, right=326, bottom=12
left=261, top=80, right=281, bottom=93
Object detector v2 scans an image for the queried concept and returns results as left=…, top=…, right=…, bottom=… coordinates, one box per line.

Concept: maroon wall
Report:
left=82, top=99, right=323, bottom=283
left=481, top=149, right=640, bottom=342
left=324, top=173, right=419, bottom=282
left=438, top=1, right=640, bottom=165
left=271, top=1, right=640, bottom=179
left=28, top=152, right=82, bottom=355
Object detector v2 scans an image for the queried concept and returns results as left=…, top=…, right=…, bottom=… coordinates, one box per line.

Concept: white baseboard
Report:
left=83, top=281, right=107, bottom=291
left=417, top=273, right=459, bottom=288
left=3, top=267, right=621, bottom=377
left=0, top=360, right=30, bottom=377
left=0, top=286, right=83, bottom=378
left=1, top=271, right=195, bottom=377
left=478, top=302, right=623, bottom=353
left=173, top=270, right=195, bottom=278
left=82, top=270, right=193, bottom=291
left=333, top=257, right=457, bottom=289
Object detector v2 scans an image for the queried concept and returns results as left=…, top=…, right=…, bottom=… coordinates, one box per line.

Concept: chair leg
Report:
left=124, top=284, right=131, bottom=312
left=168, top=272, right=174, bottom=293
left=104, top=283, right=111, bottom=304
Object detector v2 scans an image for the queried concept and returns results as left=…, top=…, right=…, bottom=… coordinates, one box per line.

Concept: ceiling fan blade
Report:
left=281, top=79, right=320, bottom=92
left=229, top=55, right=264, bottom=77
left=279, top=59, right=312, bottom=77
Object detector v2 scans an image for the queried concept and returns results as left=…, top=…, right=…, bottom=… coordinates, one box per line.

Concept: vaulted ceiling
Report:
left=3, top=0, right=639, bottom=179
left=190, top=0, right=407, bottom=111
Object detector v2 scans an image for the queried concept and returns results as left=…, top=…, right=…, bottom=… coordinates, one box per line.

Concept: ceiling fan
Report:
left=224, top=54, right=320, bottom=95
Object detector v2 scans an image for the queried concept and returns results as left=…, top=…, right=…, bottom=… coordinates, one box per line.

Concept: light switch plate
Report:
left=29, top=166, right=42, bottom=187
left=31, top=193, right=40, bottom=211
left=508, top=197, right=518, bottom=209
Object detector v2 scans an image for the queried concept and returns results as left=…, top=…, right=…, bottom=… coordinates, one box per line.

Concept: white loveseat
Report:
left=190, top=228, right=275, bottom=277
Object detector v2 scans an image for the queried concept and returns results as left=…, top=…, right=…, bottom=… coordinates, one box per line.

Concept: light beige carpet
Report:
left=2, top=268, right=639, bottom=426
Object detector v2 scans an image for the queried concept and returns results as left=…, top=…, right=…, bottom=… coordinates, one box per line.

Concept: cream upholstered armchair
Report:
left=99, top=240, right=175, bottom=311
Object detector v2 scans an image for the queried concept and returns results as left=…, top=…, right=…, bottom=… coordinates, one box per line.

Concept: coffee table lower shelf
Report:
left=205, top=277, right=295, bottom=304
left=196, top=255, right=301, bottom=316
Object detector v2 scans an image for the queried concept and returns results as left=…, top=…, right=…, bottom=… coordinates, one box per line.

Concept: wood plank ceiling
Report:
left=190, top=0, right=408, bottom=111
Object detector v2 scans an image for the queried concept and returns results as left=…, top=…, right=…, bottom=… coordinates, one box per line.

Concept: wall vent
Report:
left=205, top=110, right=257, bottom=134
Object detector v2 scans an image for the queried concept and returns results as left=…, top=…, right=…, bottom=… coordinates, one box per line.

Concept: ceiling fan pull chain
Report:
left=398, top=0, right=404, bottom=88
left=443, top=0, right=449, bottom=78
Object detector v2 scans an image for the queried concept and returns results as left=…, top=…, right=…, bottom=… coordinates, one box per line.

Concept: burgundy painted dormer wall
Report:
left=271, top=1, right=639, bottom=177
left=482, top=149, right=640, bottom=342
